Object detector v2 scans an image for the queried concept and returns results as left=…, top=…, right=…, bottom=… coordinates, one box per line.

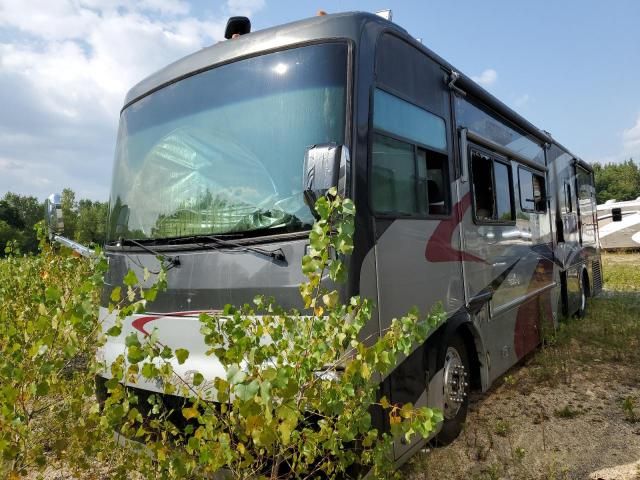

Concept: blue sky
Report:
left=0, top=0, right=639, bottom=200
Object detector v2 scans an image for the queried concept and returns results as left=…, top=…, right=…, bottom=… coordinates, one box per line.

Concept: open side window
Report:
left=470, top=148, right=514, bottom=223
left=518, top=167, right=547, bottom=213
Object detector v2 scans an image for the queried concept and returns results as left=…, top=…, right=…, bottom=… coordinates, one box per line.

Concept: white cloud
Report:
left=589, top=113, right=640, bottom=165
left=471, top=68, right=497, bottom=88
left=0, top=0, right=266, bottom=199
left=226, top=0, right=265, bottom=16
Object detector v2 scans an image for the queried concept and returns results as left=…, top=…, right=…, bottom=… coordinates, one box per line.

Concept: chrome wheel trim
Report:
left=442, top=346, right=468, bottom=420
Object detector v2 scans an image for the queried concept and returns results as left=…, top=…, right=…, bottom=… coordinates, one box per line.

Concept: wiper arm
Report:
left=198, top=235, right=286, bottom=262
left=118, top=237, right=181, bottom=268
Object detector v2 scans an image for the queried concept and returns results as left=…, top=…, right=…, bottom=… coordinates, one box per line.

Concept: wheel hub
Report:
left=443, top=346, right=468, bottom=419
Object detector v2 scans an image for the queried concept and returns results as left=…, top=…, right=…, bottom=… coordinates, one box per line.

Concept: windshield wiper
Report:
left=197, top=235, right=286, bottom=262
left=117, top=237, right=181, bottom=268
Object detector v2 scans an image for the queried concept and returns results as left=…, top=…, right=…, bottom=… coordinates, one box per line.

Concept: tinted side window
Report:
left=371, top=89, right=449, bottom=217
left=373, top=89, right=446, bottom=151
left=470, top=149, right=514, bottom=223
left=372, top=135, right=419, bottom=214
left=494, top=162, right=512, bottom=220
left=564, top=182, right=573, bottom=213
left=518, top=167, right=547, bottom=213
left=425, top=149, right=448, bottom=215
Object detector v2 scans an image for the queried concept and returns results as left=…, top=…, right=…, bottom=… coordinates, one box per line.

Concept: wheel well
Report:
left=456, top=325, right=482, bottom=392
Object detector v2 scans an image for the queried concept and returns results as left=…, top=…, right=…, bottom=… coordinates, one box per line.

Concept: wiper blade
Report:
left=197, top=235, right=286, bottom=262
left=118, top=237, right=181, bottom=268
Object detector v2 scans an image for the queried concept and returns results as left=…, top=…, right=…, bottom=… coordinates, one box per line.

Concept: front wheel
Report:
left=436, top=335, right=470, bottom=444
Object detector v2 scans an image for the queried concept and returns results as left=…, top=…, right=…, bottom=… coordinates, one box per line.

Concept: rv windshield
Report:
left=107, top=43, right=348, bottom=241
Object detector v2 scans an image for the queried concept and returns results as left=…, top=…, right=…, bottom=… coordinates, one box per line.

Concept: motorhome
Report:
left=597, top=197, right=640, bottom=249
left=46, top=11, right=602, bottom=467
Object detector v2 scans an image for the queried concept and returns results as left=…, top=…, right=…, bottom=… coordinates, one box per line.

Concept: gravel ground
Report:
left=405, top=361, right=640, bottom=480
left=405, top=281, right=640, bottom=480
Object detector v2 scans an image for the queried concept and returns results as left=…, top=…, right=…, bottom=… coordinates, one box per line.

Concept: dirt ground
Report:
left=405, top=360, right=640, bottom=480
left=405, top=256, right=640, bottom=480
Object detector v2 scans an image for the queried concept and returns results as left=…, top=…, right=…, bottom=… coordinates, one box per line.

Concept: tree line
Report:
left=0, top=159, right=638, bottom=256
left=0, top=188, right=107, bottom=256
left=592, top=158, right=640, bottom=204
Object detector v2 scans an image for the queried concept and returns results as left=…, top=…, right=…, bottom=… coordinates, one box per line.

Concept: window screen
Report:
left=518, top=167, right=547, bottom=213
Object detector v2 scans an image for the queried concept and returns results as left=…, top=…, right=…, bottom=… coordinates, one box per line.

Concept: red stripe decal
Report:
left=131, top=310, right=218, bottom=336
left=425, top=193, right=487, bottom=264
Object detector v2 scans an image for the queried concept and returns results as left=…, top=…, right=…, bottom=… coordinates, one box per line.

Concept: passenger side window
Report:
left=371, top=135, right=421, bottom=214
left=371, top=89, right=450, bottom=217
left=423, top=149, right=447, bottom=215
left=470, top=149, right=514, bottom=223
left=518, top=167, right=547, bottom=213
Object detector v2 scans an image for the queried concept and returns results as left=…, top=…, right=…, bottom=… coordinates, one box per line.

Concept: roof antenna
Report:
left=225, top=16, right=251, bottom=39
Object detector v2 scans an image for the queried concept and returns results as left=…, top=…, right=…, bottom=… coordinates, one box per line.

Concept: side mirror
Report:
left=612, top=207, right=622, bottom=222
left=44, top=193, right=64, bottom=239
left=302, top=143, right=350, bottom=212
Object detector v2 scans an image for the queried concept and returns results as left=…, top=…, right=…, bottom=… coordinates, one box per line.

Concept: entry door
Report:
left=558, top=169, right=582, bottom=313
left=575, top=166, right=598, bottom=247
left=367, top=88, right=463, bottom=461
left=561, top=177, right=580, bottom=247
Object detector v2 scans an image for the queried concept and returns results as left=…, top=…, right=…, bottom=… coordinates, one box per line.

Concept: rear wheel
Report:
left=436, top=335, right=470, bottom=444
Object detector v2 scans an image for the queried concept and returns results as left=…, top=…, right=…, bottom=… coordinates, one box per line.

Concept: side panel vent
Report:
left=592, top=260, right=603, bottom=294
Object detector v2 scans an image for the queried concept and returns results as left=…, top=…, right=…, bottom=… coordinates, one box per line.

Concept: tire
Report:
left=436, top=334, right=470, bottom=445
left=576, top=271, right=588, bottom=318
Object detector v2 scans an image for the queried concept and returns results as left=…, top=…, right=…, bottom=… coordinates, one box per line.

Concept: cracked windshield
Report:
left=108, top=43, right=347, bottom=241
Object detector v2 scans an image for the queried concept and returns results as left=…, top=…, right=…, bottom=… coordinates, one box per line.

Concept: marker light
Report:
left=375, top=9, right=392, bottom=21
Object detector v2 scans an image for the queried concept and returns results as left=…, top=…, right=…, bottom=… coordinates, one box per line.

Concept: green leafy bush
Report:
left=0, top=229, right=110, bottom=477
left=101, top=190, right=444, bottom=479
left=1, top=193, right=444, bottom=479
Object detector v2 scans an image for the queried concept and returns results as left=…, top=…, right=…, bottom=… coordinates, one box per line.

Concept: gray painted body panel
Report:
left=105, top=238, right=313, bottom=311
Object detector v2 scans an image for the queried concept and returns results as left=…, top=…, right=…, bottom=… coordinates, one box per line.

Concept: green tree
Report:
left=2, top=193, right=43, bottom=253
left=0, top=201, right=24, bottom=229
left=0, top=219, right=21, bottom=254
left=60, top=188, right=78, bottom=240
left=76, top=199, right=108, bottom=245
left=593, top=158, right=640, bottom=204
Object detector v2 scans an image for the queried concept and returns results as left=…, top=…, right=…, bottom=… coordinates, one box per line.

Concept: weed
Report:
left=472, top=463, right=503, bottom=480
left=554, top=404, right=581, bottom=419
left=494, top=419, right=510, bottom=437
left=622, top=396, right=638, bottom=423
